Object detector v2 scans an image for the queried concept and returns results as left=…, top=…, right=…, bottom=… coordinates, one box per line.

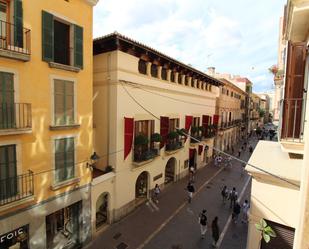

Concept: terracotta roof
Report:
left=93, top=32, right=223, bottom=86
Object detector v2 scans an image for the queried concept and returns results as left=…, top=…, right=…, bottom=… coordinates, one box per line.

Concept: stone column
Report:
left=146, top=62, right=151, bottom=76
left=167, top=69, right=172, bottom=82
left=158, top=66, right=162, bottom=80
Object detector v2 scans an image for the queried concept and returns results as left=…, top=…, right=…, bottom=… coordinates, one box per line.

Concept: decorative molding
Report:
left=85, top=0, right=99, bottom=6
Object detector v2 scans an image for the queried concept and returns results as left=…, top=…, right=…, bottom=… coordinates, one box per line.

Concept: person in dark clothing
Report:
left=211, top=216, right=220, bottom=248
left=187, top=182, right=195, bottom=203
left=232, top=202, right=241, bottom=223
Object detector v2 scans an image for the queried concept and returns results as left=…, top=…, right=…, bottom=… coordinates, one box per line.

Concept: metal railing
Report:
left=279, top=98, right=305, bottom=142
left=0, top=20, right=31, bottom=55
left=134, top=147, right=159, bottom=162
left=0, top=170, right=34, bottom=206
left=0, top=103, right=32, bottom=130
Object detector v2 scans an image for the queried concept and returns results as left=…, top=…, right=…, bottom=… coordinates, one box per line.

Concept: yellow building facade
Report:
left=91, top=33, right=222, bottom=233
left=0, top=0, right=97, bottom=248
left=214, top=77, right=247, bottom=152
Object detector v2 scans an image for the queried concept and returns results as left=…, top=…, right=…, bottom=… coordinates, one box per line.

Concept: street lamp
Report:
left=87, top=152, right=100, bottom=170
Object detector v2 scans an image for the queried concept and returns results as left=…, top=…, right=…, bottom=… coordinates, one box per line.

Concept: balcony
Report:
left=279, top=98, right=305, bottom=153
left=0, top=20, right=31, bottom=61
left=133, top=148, right=159, bottom=166
left=0, top=103, right=32, bottom=135
left=166, top=141, right=183, bottom=151
left=0, top=171, right=34, bottom=208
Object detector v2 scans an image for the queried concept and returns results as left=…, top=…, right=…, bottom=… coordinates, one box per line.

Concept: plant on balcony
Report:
left=167, top=131, right=179, bottom=140
left=151, top=133, right=162, bottom=143
left=134, top=134, right=149, bottom=162
left=104, top=165, right=114, bottom=173
left=177, top=128, right=187, bottom=137
left=255, top=219, right=276, bottom=244
left=268, top=65, right=278, bottom=75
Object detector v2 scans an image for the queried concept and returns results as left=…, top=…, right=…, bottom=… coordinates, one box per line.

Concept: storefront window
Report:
left=0, top=225, right=29, bottom=249
left=46, top=201, right=82, bottom=249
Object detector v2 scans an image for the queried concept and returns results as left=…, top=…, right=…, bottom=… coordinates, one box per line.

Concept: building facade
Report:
left=0, top=0, right=98, bottom=248
left=246, top=0, right=309, bottom=248
left=213, top=78, right=247, bottom=152
left=91, top=33, right=222, bottom=234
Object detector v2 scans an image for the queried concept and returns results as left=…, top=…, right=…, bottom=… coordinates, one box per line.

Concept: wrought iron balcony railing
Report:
left=0, top=103, right=32, bottom=130
left=279, top=98, right=306, bottom=142
left=0, top=171, right=34, bottom=207
left=0, top=20, right=31, bottom=55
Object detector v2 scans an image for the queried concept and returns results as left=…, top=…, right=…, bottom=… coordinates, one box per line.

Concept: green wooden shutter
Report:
left=74, top=25, right=83, bottom=68
left=42, top=11, right=54, bottom=62
left=14, top=0, right=23, bottom=47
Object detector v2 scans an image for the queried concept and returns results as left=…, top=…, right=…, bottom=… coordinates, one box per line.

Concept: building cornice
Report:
left=85, top=0, right=99, bottom=6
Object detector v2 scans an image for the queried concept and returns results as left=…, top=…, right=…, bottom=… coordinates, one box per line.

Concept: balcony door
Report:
left=0, top=145, right=17, bottom=201
left=0, top=0, right=9, bottom=48
left=0, top=72, right=15, bottom=129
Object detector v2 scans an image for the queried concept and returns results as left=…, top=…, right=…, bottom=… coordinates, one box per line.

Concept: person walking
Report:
left=198, top=209, right=208, bottom=239
left=221, top=186, right=228, bottom=204
left=189, top=166, right=195, bottom=182
left=187, top=182, right=195, bottom=203
left=229, top=187, right=238, bottom=209
left=211, top=216, right=220, bottom=248
left=241, top=200, right=250, bottom=223
left=232, top=202, right=241, bottom=223
left=153, top=184, right=161, bottom=203
left=238, top=148, right=242, bottom=158
left=249, top=145, right=253, bottom=154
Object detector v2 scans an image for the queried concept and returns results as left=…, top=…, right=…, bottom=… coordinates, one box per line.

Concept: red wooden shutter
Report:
left=209, top=116, right=212, bottom=125
left=202, top=115, right=209, bottom=136
left=189, top=148, right=195, bottom=159
left=160, top=116, right=169, bottom=148
left=124, top=117, right=134, bottom=160
left=213, top=115, right=219, bottom=125
left=282, top=42, right=306, bottom=139
left=198, top=145, right=203, bottom=155
left=185, top=115, right=193, bottom=130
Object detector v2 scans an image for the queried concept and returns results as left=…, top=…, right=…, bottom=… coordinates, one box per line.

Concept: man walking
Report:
left=198, top=209, right=208, bottom=239
left=232, top=201, right=241, bottom=223
left=229, top=187, right=238, bottom=209
left=187, top=182, right=195, bottom=203
left=221, top=186, right=228, bottom=204
left=211, top=216, right=220, bottom=247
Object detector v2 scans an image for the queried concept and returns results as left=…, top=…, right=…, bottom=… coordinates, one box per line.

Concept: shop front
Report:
left=0, top=225, right=29, bottom=249
left=46, top=201, right=82, bottom=249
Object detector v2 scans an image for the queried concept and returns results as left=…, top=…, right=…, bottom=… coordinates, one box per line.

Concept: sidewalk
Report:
left=87, top=137, right=258, bottom=249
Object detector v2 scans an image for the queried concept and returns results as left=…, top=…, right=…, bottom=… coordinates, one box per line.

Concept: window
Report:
left=168, top=118, right=179, bottom=132
left=185, top=76, right=189, bottom=86
left=54, top=79, right=75, bottom=126
left=193, top=117, right=200, bottom=127
left=135, top=120, right=154, bottom=141
left=191, top=77, right=195, bottom=87
left=54, top=137, right=75, bottom=183
left=42, top=11, right=83, bottom=68
left=0, top=71, right=14, bottom=129
left=226, top=90, right=229, bottom=96
left=161, top=67, right=167, bottom=80
left=0, top=144, right=17, bottom=200
left=151, top=64, right=158, bottom=78
left=138, top=59, right=147, bottom=74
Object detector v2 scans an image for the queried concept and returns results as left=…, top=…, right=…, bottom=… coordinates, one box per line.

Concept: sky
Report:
left=93, top=0, right=286, bottom=93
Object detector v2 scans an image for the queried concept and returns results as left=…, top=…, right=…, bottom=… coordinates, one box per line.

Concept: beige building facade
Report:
left=246, top=0, right=309, bottom=248
left=91, top=33, right=222, bottom=234
left=214, top=78, right=247, bottom=152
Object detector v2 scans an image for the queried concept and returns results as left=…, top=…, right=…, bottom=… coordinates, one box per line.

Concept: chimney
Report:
left=207, top=67, right=215, bottom=76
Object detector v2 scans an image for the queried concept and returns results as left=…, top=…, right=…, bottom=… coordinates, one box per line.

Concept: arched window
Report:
left=138, top=59, right=147, bottom=74
left=191, top=78, right=195, bottom=87
left=151, top=64, right=158, bottom=78
left=161, top=68, right=167, bottom=80
left=170, top=72, right=175, bottom=82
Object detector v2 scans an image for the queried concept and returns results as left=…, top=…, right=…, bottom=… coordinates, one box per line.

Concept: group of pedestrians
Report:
left=198, top=209, right=220, bottom=248
left=221, top=185, right=249, bottom=224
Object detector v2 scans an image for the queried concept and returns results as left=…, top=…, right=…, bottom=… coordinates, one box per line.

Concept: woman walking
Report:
left=211, top=216, right=220, bottom=248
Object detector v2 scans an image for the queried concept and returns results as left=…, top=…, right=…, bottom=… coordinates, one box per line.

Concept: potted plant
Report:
left=134, top=134, right=149, bottom=161
left=255, top=219, right=276, bottom=246
left=199, top=126, right=205, bottom=138
left=151, top=133, right=162, bottom=150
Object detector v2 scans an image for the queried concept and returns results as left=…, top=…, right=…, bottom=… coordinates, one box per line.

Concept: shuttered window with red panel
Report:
left=198, top=145, right=203, bottom=155
left=282, top=42, right=306, bottom=139
left=185, top=115, right=193, bottom=142
left=160, top=116, right=169, bottom=148
left=124, top=117, right=134, bottom=160
left=202, top=115, right=209, bottom=137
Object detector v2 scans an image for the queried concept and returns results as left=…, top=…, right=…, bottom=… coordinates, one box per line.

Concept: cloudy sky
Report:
left=93, top=0, right=286, bottom=93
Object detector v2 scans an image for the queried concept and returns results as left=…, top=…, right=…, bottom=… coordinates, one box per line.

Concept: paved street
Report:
left=88, top=137, right=258, bottom=249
